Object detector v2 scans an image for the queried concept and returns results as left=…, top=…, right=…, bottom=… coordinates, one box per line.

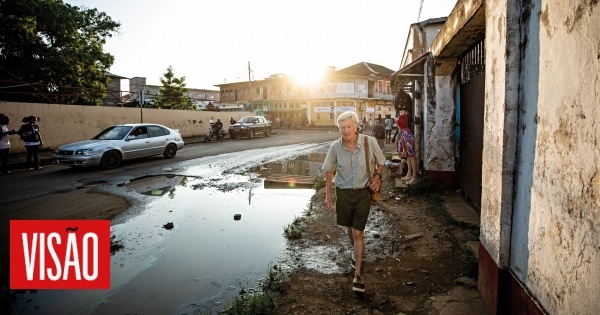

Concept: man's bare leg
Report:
left=349, top=228, right=364, bottom=277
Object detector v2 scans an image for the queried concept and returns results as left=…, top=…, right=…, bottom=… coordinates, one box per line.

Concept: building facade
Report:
left=129, top=76, right=220, bottom=108
left=392, top=17, right=449, bottom=187
left=404, top=0, right=600, bottom=314
left=215, top=62, right=395, bottom=127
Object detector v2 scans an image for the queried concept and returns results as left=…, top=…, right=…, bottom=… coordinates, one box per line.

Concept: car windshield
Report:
left=92, top=126, right=133, bottom=140
left=240, top=117, right=255, bottom=123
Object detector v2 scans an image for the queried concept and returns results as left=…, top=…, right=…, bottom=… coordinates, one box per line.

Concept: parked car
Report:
left=228, top=116, right=272, bottom=139
left=54, top=124, right=184, bottom=169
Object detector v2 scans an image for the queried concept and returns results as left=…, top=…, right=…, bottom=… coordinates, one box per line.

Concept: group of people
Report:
left=322, top=110, right=418, bottom=294
left=0, top=114, right=44, bottom=174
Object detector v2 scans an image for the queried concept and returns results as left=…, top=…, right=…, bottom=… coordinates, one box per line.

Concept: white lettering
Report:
left=47, top=233, right=61, bottom=281
left=63, top=233, right=81, bottom=280
left=82, top=233, right=98, bottom=280
left=20, top=231, right=100, bottom=282
left=22, top=233, right=38, bottom=281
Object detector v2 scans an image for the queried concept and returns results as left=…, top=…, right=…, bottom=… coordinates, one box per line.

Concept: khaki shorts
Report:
left=335, top=187, right=372, bottom=231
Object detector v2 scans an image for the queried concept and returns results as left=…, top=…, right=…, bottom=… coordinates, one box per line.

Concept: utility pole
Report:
left=248, top=61, right=253, bottom=112
left=139, top=88, right=144, bottom=123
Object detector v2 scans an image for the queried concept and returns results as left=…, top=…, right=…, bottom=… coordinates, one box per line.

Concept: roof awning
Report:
left=391, top=53, right=429, bottom=89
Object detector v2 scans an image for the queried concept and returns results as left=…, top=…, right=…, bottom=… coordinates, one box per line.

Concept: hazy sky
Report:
left=64, top=0, right=457, bottom=90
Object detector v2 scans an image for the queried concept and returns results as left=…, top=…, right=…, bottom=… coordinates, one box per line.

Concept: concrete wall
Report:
left=481, top=0, right=600, bottom=313
left=0, top=102, right=247, bottom=153
left=424, top=74, right=455, bottom=173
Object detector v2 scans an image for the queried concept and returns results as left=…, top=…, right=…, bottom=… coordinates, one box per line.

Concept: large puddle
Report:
left=11, top=145, right=329, bottom=315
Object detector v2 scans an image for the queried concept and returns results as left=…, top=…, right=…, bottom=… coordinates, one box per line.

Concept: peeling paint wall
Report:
left=520, top=0, right=600, bottom=313
left=424, top=75, right=456, bottom=172
left=482, top=0, right=600, bottom=313
left=0, top=102, right=247, bottom=153
left=480, top=0, right=521, bottom=269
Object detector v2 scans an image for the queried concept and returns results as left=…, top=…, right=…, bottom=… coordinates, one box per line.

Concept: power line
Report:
left=417, top=0, right=424, bottom=21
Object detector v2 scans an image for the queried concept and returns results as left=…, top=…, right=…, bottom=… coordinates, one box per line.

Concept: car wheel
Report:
left=265, top=128, right=271, bottom=137
left=248, top=130, right=255, bottom=139
left=163, top=143, right=177, bottom=158
left=100, top=151, right=121, bottom=170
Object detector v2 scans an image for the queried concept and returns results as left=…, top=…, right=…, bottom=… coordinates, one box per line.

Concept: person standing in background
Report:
left=18, top=115, right=43, bottom=170
left=0, top=114, right=17, bottom=174
left=397, top=112, right=418, bottom=183
left=384, top=115, right=394, bottom=144
left=371, top=120, right=386, bottom=148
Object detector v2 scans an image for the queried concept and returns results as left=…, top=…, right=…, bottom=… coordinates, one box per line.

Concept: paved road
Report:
left=0, top=129, right=340, bottom=211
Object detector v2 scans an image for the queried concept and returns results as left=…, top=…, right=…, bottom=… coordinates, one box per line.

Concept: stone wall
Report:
left=0, top=102, right=247, bottom=153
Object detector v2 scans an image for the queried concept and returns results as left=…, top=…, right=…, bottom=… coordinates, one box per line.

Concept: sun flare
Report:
left=287, top=67, right=326, bottom=85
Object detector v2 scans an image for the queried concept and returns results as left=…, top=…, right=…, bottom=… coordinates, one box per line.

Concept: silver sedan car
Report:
left=54, top=124, right=184, bottom=169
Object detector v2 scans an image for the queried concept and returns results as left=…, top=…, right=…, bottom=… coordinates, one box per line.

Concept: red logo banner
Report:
left=10, top=220, right=111, bottom=289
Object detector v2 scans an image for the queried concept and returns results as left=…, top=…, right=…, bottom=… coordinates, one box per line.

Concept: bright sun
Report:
left=288, top=67, right=326, bottom=85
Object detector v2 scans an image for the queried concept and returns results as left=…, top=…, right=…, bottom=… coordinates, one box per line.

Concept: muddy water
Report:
left=11, top=145, right=329, bottom=315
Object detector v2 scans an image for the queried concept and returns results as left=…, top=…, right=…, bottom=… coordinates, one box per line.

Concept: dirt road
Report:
left=270, top=162, right=487, bottom=315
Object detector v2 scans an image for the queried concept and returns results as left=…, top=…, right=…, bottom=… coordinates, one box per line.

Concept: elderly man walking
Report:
left=322, top=111, right=385, bottom=293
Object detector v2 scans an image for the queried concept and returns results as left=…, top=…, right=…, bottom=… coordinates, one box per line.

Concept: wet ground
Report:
left=9, top=143, right=331, bottom=314
left=5, top=138, right=485, bottom=315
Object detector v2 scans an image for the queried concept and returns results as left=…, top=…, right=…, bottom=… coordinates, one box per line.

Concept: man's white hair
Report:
left=337, top=111, right=358, bottom=126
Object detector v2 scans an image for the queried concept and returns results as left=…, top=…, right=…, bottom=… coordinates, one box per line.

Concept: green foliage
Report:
left=0, top=0, right=120, bottom=105
left=259, top=264, right=288, bottom=293
left=403, top=177, right=439, bottom=195
left=460, top=247, right=479, bottom=278
left=313, top=177, right=325, bottom=191
left=222, top=264, right=288, bottom=315
left=283, top=216, right=303, bottom=240
left=156, top=65, right=193, bottom=110
left=223, top=292, right=276, bottom=315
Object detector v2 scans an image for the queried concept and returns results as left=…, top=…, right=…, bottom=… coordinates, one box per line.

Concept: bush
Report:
left=283, top=216, right=303, bottom=240
left=222, top=264, right=288, bottom=315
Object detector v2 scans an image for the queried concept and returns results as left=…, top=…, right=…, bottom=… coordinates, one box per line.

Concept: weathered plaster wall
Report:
left=519, top=1, right=600, bottom=313
left=424, top=74, right=455, bottom=172
left=480, top=0, right=520, bottom=269
left=482, top=0, right=600, bottom=313
left=0, top=102, right=246, bottom=153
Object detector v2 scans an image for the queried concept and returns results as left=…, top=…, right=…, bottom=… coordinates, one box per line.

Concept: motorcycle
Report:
left=203, top=123, right=225, bottom=143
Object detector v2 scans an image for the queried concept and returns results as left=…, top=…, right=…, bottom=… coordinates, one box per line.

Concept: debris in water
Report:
left=163, top=222, right=174, bottom=230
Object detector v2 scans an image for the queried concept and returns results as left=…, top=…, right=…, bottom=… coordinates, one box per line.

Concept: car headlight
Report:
left=75, top=149, right=95, bottom=155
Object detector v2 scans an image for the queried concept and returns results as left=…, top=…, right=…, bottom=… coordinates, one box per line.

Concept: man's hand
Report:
left=368, top=176, right=380, bottom=192
left=325, top=193, right=334, bottom=211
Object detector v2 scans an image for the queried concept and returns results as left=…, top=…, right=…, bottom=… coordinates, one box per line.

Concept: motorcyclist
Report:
left=215, top=119, right=223, bottom=131
left=207, top=119, right=223, bottom=141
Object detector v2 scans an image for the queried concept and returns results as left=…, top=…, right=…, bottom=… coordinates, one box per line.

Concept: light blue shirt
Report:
left=322, top=135, right=385, bottom=189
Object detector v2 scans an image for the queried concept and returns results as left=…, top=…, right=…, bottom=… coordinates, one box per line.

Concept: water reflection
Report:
left=123, top=175, right=185, bottom=197
left=253, top=153, right=327, bottom=189
left=11, top=175, right=314, bottom=315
